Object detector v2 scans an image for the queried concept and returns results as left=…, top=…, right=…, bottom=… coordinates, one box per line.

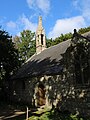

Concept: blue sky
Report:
left=0, top=0, right=90, bottom=39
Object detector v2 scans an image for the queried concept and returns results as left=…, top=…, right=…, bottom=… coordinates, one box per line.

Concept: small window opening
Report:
left=41, top=34, right=43, bottom=45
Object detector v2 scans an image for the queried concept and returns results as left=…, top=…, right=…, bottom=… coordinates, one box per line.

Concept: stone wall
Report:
left=8, top=78, right=37, bottom=105
left=8, top=74, right=90, bottom=116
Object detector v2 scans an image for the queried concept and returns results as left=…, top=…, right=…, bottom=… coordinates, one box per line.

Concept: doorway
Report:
left=37, top=84, right=46, bottom=106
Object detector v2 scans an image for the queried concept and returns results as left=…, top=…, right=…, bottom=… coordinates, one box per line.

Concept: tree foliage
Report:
left=0, top=29, right=21, bottom=80
left=13, top=30, right=36, bottom=62
left=78, top=26, right=90, bottom=34
left=46, top=26, right=90, bottom=48
left=13, top=27, right=90, bottom=62
left=46, top=32, right=73, bottom=48
left=12, top=26, right=90, bottom=66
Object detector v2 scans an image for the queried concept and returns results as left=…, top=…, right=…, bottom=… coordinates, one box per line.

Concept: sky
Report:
left=0, top=0, right=90, bottom=39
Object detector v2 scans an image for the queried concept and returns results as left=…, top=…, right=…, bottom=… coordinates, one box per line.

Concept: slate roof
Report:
left=11, top=31, right=90, bottom=80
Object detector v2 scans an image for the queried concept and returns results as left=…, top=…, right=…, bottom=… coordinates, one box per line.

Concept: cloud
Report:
left=72, top=0, right=90, bottom=20
left=48, top=0, right=90, bottom=39
left=4, top=14, right=37, bottom=36
left=19, top=14, right=37, bottom=32
left=72, top=0, right=81, bottom=10
left=48, top=16, right=86, bottom=39
left=82, top=0, right=90, bottom=20
left=7, top=21, right=17, bottom=29
left=26, top=0, right=50, bottom=14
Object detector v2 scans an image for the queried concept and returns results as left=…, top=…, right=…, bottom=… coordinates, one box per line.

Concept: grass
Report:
left=28, top=108, right=87, bottom=120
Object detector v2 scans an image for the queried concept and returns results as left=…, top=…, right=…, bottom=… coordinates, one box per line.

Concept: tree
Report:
left=78, top=26, right=90, bottom=34
left=46, top=33, right=73, bottom=48
left=46, top=26, right=90, bottom=48
left=0, top=29, right=21, bottom=81
left=13, top=30, right=36, bottom=62
left=46, top=38, right=53, bottom=48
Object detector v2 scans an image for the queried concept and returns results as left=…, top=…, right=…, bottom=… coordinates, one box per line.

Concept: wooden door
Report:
left=37, top=84, right=46, bottom=106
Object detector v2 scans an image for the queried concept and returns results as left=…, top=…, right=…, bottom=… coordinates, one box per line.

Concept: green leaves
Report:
left=0, top=29, right=21, bottom=80
left=46, top=26, right=90, bottom=48
left=46, top=32, right=73, bottom=48
left=78, top=26, right=90, bottom=34
left=13, top=30, right=36, bottom=62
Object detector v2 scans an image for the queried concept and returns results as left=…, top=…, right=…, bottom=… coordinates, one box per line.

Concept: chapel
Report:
left=8, top=16, right=90, bottom=116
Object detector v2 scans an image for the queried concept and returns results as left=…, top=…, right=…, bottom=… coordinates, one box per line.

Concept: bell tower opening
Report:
left=41, top=34, right=44, bottom=45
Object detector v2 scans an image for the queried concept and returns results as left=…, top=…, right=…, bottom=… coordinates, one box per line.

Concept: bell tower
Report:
left=36, top=16, right=46, bottom=54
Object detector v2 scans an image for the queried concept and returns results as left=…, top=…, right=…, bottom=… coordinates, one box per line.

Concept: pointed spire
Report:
left=39, top=16, right=42, bottom=26
left=37, top=16, right=43, bottom=31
